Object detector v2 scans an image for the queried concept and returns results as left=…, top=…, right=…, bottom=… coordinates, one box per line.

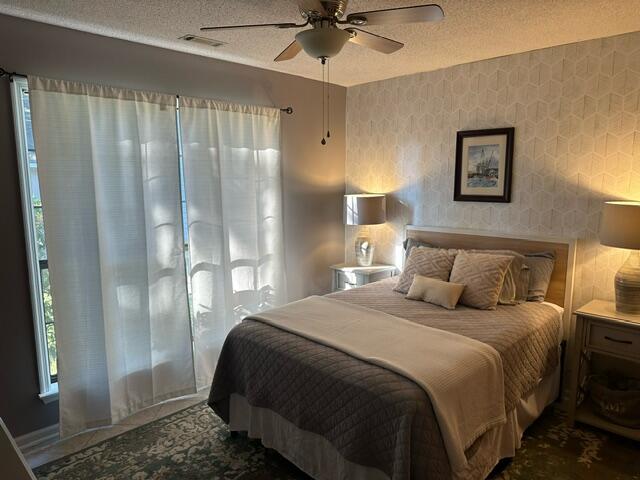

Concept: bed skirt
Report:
left=227, top=363, right=561, bottom=480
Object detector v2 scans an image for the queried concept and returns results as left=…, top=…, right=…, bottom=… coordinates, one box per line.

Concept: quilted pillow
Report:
left=525, top=252, right=555, bottom=301
left=449, top=252, right=513, bottom=310
left=394, top=247, right=456, bottom=294
left=464, top=249, right=528, bottom=305
left=406, top=275, right=465, bottom=310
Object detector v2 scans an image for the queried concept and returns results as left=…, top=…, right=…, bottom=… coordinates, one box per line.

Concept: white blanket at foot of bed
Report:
left=248, top=295, right=507, bottom=474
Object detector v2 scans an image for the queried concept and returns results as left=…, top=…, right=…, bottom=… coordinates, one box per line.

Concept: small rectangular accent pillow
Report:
left=406, top=275, right=465, bottom=310
left=525, top=252, right=555, bottom=301
left=402, top=238, right=434, bottom=262
left=394, top=246, right=457, bottom=294
left=449, top=252, right=513, bottom=310
left=464, top=248, right=528, bottom=305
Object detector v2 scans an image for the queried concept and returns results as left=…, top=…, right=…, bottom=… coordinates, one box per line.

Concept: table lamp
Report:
left=344, top=194, right=386, bottom=267
left=599, top=201, right=640, bottom=314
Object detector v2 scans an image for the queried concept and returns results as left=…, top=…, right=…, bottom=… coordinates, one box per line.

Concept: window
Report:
left=175, top=99, right=195, bottom=334
left=11, top=76, right=58, bottom=402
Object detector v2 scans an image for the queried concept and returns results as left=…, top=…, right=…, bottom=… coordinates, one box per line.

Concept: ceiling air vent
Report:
left=179, top=34, right=226, bottom=48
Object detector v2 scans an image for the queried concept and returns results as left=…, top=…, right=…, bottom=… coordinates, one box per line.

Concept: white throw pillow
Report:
left=405, top=275, right=465, bottom=310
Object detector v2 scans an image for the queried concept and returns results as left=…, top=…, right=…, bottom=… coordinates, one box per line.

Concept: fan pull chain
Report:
left=321, top=57, right=327, bottom=145
left=327, top=58, right=331, bottom=140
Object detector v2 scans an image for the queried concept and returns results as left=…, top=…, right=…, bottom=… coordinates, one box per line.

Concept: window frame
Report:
left=10, top=76, right=58, bottom=403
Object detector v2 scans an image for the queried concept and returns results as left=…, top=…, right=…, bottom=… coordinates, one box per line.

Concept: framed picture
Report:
left=454, top=127, right=514, bottom=202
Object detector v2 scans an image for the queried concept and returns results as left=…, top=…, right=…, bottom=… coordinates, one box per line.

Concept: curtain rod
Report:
left=0, top=67, right=294, bottom=114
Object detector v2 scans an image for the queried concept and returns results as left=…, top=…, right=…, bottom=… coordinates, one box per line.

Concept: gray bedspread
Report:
left=208, top=278, right=561, bottom=480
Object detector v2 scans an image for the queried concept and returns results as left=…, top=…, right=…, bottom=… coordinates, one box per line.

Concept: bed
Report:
left=208, top=226, right=576, bottom=480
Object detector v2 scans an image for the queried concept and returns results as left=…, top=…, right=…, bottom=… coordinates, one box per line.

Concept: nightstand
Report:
left=330, top=263, right=397, bottom=292
left=568, top=299, right=640, bottom=441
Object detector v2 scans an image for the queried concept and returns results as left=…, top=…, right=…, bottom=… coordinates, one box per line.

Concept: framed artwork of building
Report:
left=454, top=127, right=514, bottom=202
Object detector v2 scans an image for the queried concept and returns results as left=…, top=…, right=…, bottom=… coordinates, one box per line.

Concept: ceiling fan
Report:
left=201, top=1, right=444, bottom=145
left=200, top=1, right=444, bottom=62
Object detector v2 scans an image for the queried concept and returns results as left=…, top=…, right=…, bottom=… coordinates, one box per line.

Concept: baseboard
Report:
left=14, top=388, right=209, bottom=453
left=15, top=423, right=59, bottom=452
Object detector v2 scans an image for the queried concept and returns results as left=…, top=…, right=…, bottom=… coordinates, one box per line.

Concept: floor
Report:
left=30, top=401, right=640, bottom=480
left=23, top=390, right=209, bottom=470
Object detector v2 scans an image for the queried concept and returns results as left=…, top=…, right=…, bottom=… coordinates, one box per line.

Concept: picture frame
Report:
left=454, top=127, right=514, bottom=203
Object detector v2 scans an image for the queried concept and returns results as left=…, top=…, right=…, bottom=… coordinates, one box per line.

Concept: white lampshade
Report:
left=344, top=194, right=386, bottom=226
left=600, top=201, right=640, bottom=250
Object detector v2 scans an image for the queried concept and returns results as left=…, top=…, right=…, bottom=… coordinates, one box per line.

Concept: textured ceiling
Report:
left=2, top=0, right=640, bottom=86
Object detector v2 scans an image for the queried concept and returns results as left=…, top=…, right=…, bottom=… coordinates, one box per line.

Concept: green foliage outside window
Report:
left=41, top=269, right=57, bottom=377
left=33, top=198, right=57, bottom=379
left=33, top=200, right=47, bottom=260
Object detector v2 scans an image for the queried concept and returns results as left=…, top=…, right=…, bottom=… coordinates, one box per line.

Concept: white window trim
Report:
left=10, top=76, right=58, bottom=403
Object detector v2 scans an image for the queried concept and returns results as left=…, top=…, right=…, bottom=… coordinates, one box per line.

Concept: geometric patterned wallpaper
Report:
left=346, top=31, right=640, bottom=309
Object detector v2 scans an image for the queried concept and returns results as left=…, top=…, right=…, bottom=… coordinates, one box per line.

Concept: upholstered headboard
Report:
left=405, top=225, right=577, bottom=334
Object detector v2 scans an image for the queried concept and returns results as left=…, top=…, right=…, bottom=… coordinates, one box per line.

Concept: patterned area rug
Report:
left=34, top=402, right=640, bottom=480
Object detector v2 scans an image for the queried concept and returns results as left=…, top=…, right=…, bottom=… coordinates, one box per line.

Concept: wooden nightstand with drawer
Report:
left=330, top=264, right=397, bottom=292
left=568, top=299, right=640, bottom=440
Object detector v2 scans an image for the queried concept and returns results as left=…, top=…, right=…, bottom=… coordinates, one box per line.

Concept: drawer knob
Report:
left=604, top=335, right=633, bottom=345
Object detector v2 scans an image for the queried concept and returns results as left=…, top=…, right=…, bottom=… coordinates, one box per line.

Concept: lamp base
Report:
left=615, top=251, right=640, bottom=314
left=355, top=236, right=375, bottom=267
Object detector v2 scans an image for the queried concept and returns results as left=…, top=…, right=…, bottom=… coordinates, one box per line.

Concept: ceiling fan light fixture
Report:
left=295, top=27, right=351, bottom=59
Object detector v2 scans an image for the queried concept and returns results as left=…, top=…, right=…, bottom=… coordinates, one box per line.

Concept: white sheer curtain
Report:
left=180, top=97, right=286, bottom=388
left=29, top=77, right=196, bottom=437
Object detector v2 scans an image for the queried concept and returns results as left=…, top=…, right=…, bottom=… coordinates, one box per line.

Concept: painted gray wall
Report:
left=0, top=13, right=345, bottom=437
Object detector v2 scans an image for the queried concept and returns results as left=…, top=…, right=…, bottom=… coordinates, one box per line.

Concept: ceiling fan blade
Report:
left=274, top=40, right=303, bottom=62
left=201, top=21, right=304, bottom=32
left=297, top=0, right=327, bottom=17
left=346, top=28, right=403, bottom=54
left=345, top=4, right=444, bottom=26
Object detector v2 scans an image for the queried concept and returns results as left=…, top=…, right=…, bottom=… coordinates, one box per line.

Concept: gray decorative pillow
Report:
left=464, top=249, right=527, bottom=305
left=394, top=247, right=456, bottom=294
left=525, top=252, right=555, bottom=302
left=402, top=238, right=434, bottom=262
left=517, top=266, right=531, bottom=301
left=449, top=252, right=513, bottom=310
